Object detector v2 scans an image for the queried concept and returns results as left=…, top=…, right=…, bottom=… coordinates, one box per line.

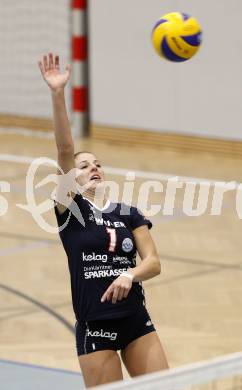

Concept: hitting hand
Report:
left=38, top=53, right=71, bottom=91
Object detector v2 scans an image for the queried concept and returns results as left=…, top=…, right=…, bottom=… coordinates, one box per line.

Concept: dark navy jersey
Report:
left=54, top=194, right=152, bottom=322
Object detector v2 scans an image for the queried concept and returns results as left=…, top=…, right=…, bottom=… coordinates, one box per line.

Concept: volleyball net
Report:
left=91, top=352, right=242, bottom=390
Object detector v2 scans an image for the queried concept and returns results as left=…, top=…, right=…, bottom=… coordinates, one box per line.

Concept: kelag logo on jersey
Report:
left=82, top=253, right=108, bottom=263
left=122, top=238, right=133, bottom=253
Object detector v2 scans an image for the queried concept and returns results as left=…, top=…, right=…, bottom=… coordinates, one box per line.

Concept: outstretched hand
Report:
left=38, top=53, right=71, bottom=91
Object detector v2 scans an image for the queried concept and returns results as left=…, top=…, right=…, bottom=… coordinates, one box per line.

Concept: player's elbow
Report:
left=153, top=256, right=161, bottom=276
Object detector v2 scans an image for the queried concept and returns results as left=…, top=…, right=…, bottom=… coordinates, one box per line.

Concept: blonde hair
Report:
left=74, top=151, right=93, bottom=160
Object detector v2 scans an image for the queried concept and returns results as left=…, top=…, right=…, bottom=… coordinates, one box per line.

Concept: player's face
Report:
left=75, top=153, right=105, bottom=190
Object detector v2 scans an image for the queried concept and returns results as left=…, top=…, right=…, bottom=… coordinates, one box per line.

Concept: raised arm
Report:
left=38, top=53, right=76, bottom=214
left=38, top=53, right=74, bottom=174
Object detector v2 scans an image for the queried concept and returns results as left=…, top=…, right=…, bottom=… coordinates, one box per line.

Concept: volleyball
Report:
left=152, top=12, right=202, bottom=62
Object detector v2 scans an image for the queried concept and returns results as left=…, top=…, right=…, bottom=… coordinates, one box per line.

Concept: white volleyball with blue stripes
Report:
left=152, top=12, right=202, bottom=62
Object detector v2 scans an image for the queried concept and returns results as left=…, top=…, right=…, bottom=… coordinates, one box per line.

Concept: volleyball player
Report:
left=38, top=53, right=169, bottom=388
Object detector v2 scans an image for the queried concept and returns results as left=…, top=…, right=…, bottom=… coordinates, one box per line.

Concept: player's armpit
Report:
left=58, top=148, right=75, bottom=174
left=55, top=153, right=78, bottom=215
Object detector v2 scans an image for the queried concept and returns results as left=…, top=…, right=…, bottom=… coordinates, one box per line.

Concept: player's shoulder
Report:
left=54, top=192, right=91, bottom=229
left=109, top=202, right=138, bottom=215
left=118, top=202, right=142, bottom=214
left=111, top=202, right=151, bottom=228
left=54, top=192, right=87, bottom=213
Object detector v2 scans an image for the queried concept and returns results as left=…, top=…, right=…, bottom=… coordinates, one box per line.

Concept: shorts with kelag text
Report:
left=75, top=307, right=156, bottom=356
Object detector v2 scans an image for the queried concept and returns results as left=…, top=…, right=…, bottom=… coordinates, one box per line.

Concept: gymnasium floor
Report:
left=0, top=130, right=242, bottom=385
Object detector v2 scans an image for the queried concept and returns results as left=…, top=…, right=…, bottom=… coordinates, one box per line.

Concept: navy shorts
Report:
left=75, top=307, right=156, bottom=356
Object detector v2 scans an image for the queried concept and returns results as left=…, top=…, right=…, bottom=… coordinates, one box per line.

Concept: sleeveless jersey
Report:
left=54, top=194, right=152, bottom=322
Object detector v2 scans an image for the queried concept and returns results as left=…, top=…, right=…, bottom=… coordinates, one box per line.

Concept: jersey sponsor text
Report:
left=86, top=328, right=117, bottom=341
left=84, top=268, right=127, bottom=279
left=82, top=253, right=108, bottom=263
left=94, top=218, right=125, bottom=228
left=113, top=255, right=131, bottom=264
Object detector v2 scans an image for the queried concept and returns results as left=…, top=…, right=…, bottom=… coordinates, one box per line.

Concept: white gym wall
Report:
left=0, top=0, right=70, bottom=118
left=89, top=0, right=242, bottom=140
left=0, top=0, right=241, bottom=141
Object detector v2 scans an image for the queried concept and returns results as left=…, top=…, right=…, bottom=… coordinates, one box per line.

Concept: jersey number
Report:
left=106, top=228, right=117, bottom=252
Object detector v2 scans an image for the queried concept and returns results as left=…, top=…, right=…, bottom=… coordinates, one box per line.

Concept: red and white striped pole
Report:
left=71, top=0, right=89, bottom=137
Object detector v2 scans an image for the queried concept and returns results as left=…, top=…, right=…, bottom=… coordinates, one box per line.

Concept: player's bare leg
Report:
left=78, top=350, right=123, bottom=387
left=121, top=332, right=169, bottom=377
